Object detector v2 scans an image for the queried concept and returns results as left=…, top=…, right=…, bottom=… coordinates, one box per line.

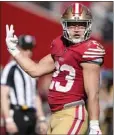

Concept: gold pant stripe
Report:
left=68, top=105, right=84, bottom=134
left=68, top=119, right=83, bottom=134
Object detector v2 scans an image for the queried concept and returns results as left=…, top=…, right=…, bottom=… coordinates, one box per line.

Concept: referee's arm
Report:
left=1, top=63, right=13, bottom=120
left=1, top=85, right=18, bottom=134
left=1, top=62, right=18, bottom=133
left=35, top=93, right=48, bottom=134
left=35, top=95, right=46, bottom=121
left=1, top=85, right=11, bottom=119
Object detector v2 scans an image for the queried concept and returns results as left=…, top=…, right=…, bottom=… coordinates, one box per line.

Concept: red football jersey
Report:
left=48, top=36, right=105, bottom=112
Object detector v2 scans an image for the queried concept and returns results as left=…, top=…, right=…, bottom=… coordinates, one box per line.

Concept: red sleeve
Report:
left=50, top=36, right=65, bottom=57
left=81, top=40, right=106, bottom=65
left=50, top=40, right=55, bottom=56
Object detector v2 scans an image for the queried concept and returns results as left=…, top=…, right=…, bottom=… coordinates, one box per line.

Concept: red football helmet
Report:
left=61, top=3, right=93, bottom=44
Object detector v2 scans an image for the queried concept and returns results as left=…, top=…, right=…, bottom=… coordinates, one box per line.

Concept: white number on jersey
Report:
left=49, top=61, right=76, bottom=92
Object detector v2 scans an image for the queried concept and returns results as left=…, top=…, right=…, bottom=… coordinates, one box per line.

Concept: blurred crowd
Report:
left=99, top=69, right=113, bottom=134
left=0, top=1, right=113, bottom=135
left=32, top=1, right=113, bottom=43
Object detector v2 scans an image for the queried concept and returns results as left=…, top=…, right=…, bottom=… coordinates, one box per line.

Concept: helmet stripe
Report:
left=79, top=3, right=83, bottom=15
left=72, top=3, right=76, bottom=15
left=75, top=3, right=79, bottom=14
left=72, top=3, right=79, bottom=16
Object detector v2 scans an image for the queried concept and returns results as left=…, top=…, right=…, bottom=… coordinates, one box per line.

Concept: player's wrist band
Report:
left=8, top=47, right=20, bottom=56
left=89, top=120, right=99, bottom=127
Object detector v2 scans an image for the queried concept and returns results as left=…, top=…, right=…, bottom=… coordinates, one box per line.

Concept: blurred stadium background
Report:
left=0, top=1, right=113, bottom=135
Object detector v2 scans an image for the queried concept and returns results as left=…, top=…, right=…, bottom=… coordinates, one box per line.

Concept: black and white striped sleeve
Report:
left=1, top=61, right=16, bottom=86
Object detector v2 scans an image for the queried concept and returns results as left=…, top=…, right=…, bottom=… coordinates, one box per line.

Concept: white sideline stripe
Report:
left=6, top=2, right=60, bottom=23
left=82, top=55, right=104, bottom=58
left=88, top=48, right=105, bottom=52
left=84, top=52, right=105, bottom=55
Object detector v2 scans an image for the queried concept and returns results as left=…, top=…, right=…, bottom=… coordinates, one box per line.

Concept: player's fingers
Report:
left=6, top=24, right=9, bottom=36
left=14, top=35, right=18, bottom=43
left=10, top=24, right=14, bottom=31
left=10, top=24, right=14, bottom=34
left=6, top=25, right=13, bottom=38
left=14, top=35, right=18, bottom=40
left=7, top=24, right=14, bottom=37
left=10, top=38, right=18, bottom=44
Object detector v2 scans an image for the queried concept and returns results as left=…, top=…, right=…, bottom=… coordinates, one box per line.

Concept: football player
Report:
left=5, top=3, right=105, bottom=135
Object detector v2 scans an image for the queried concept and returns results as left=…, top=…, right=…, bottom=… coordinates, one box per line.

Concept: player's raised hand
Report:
left=6, top=24, right=20, bottom=56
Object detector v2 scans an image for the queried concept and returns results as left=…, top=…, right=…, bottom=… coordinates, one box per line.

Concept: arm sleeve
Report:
left=81, top=40, right=106, bottom=66
left=1, top=63, right=15, bottom=86
left=50, top=40, right=56, bottom=56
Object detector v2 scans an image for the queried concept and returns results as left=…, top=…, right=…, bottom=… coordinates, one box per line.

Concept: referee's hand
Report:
left=36, top=121, right=48, bottom=134
left=6, top=121, right=18, bottom=134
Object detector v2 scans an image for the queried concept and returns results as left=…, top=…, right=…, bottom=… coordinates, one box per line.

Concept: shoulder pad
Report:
left=82, top=40, right=105, bottom=59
